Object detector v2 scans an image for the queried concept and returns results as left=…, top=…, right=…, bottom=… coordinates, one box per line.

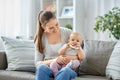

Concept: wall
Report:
left=75, top=0, right=120, bottom=41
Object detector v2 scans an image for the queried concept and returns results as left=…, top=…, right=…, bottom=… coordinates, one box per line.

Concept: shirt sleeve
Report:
left=34, top=33, right=46, bottom=67
left=34, top=46, right=44, bottom=67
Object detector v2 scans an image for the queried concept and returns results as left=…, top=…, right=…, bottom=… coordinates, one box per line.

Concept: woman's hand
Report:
left=56, top=56, right=68, bottom=65
left=64, top=55, right=78, bottom=60
left=56, top=55, right=78, bottom=65
left=61, top=43, right=70, bottom=50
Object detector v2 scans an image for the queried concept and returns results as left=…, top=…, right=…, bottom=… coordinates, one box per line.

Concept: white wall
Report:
left=75, top=0, right=120, bottom=41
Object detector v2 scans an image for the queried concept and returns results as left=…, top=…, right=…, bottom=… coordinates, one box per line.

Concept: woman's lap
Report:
left=36, top=64, right=53, bottom=80
left=36, top=64, right=77, bottom=80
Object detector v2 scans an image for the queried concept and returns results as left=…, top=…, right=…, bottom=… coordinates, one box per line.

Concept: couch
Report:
left=0, top=36, right=120, bottom=80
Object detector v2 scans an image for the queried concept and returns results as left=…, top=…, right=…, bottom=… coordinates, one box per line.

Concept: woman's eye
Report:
left=77, top=40, right=79, bottom=42
left=72, top=39, right=74, bottom=41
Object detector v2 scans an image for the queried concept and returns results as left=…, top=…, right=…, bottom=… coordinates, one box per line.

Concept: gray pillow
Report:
left=78, top=40, right=116, bottom=76
left=1, top=36, right=35, bottom=72
left=106, top=41, right=120, bottom=80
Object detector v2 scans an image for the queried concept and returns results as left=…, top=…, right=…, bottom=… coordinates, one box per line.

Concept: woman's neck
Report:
left=46, top=29, right=61, bottom=44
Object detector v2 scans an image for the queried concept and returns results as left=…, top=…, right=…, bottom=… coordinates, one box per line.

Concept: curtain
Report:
left=1, top=0, right=120, bottom=41
left=77, top=0, right=120, bottom=41
left=0, top=0, right=40, bottom=39
left=0, top=0, right=40, bottom=50
left=0, top=0, right=21, bottom=37
left=20, top=0, right=40, bottom=39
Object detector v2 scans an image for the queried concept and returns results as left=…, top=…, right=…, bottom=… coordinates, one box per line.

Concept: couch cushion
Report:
left=73, top=75, right=107, bottom=80
left=0, top=70, right=35, bottom=80
left=1, top=36, right=35, bottom=72
left=0, top=70, right=107, bottom=80
left=78, top=40, right=116, bottom=76
left=106, top=41, right=120, bottom=80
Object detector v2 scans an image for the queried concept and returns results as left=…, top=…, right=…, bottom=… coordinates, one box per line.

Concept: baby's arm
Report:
left=77, top=47, right=85, bottom=61
left=58, top=44, right=69, bottom=55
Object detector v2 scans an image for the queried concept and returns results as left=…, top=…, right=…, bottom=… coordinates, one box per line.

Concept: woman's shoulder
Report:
left=60, top=27, right=72, bottom=42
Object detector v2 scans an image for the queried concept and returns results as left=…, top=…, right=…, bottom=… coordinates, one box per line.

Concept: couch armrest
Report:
left=0, top=50, right=7, bottom=70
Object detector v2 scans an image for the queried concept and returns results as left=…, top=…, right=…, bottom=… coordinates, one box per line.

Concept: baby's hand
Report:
left=66, top=43, right=72, bottom=48
left=70, top=45, right=79, bottom=49
left=62, top=44, right=69, bottom=49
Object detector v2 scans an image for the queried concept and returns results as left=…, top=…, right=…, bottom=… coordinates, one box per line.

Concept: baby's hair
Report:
left=69, top=32, right=82, bottom=44
left=70, top=32, right=82, bottom=39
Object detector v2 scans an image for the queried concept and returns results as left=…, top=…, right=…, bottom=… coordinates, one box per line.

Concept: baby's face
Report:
left=69, top=34, right=82, bottom=46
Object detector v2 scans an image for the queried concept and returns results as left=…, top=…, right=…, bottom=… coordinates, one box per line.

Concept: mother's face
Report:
left=43, top=18, right=59, bottom=34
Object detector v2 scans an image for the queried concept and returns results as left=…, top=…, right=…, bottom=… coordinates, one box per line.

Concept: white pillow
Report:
left=1, top=36, right=35, bottom=72
left=106, top=41, right=120, bottom=80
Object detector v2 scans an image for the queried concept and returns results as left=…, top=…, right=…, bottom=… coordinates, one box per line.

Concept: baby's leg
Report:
left=66, top=60, right=80, bottom=70
left=50, top=61, right=61, bottom=76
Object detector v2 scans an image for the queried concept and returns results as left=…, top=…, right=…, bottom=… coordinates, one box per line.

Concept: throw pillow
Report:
left=1, top=36, right=35, bottom=72
left=106, top=41, right=120, bottom=80
left=78, top=40, right=116, bottom=76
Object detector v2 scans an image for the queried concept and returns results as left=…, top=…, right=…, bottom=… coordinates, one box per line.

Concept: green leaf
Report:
left=94, top=7, right=120, bottom=40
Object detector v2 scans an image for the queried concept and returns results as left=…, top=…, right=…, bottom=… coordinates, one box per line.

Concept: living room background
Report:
left=0, top=0, right=40, bottom=39
left=0, top=0, right=120, bottom=44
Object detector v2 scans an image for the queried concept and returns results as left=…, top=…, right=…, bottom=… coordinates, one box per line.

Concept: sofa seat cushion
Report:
left=0, top=70, right=35, bottom=80
left=73, top=75, right=107, bottom=80
left=0, top=70, right=107, bottom=80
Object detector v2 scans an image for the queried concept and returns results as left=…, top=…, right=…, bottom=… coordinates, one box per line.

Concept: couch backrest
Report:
left=0, top=51, right=7, bottom=70
left=78, top=40, right=117, bottom=76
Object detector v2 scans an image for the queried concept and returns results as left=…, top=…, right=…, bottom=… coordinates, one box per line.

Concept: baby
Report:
left=50, top=32, right=85, bottom=76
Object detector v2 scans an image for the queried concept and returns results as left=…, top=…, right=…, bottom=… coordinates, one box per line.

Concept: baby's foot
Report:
left=66, top=60, right=80, bottom=70
left=66, top=60, right=74, bottom=69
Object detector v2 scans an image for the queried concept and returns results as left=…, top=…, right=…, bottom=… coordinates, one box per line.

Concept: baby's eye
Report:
left=56, top=23, right=58, bottom=26
left=49, top=27, right=54, bottom=30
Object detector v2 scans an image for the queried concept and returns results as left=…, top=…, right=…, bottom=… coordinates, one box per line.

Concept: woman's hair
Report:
left=34, top=10, right=56, bottom=54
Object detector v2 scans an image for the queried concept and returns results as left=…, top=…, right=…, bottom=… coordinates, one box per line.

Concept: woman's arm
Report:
left=35, top=47, right=44, bottom=66
left=35, top=47, right=58, bottom=66
left=38, top=55, right=77, bottom=66
left=56, top=55, right=78, bottom=65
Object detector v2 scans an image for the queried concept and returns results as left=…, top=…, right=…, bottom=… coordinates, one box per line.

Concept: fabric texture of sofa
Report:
left=0, top=36, right=119, bottom=80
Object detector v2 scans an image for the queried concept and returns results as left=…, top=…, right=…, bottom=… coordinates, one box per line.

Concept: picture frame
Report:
left=61, top=6, right=73, bottom=17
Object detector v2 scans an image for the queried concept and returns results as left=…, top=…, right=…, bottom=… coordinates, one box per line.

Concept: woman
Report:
left=34, top=10, right=81, bottom=80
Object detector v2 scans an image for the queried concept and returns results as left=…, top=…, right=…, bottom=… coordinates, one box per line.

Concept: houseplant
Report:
left=65, top=24, right=72, bottom=30
left=94, top=7, right=120, bottom=40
